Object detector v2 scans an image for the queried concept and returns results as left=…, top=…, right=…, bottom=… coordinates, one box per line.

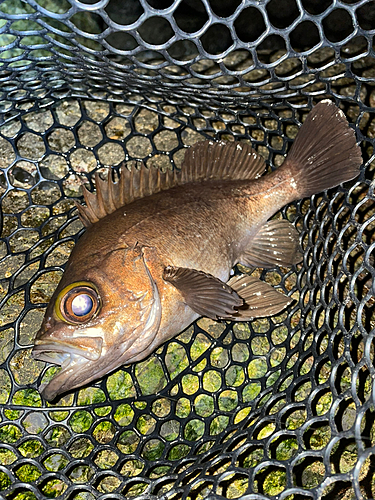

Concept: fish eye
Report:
left=55, top=282, right=101, bottom=324
left=71, top=293, right=93, bottom=317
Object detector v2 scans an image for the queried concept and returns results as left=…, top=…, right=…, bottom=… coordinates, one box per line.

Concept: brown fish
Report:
left=31, top=101, right=362, bottom=401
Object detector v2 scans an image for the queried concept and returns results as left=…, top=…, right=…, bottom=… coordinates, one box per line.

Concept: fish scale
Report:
left=32, top=100, right=362, bottom=401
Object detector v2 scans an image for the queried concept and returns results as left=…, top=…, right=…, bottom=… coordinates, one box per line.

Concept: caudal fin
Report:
left=284, top=100, right=362, bottom=198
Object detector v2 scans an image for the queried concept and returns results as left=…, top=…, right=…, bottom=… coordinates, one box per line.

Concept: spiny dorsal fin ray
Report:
left=182, top=140, right=266, bottom=182
left=76, top=140, right=266, bottom=227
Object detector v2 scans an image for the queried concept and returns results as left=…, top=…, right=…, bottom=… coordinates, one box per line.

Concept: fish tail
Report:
left=282, top=100, right=362, bottom=199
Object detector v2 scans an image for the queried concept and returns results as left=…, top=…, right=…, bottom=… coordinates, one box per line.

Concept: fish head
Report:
left=32, top=243, right=162, bottom=401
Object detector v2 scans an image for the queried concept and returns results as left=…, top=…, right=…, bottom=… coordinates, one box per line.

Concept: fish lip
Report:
left=31, top=348, right=70, bottom=366
left=32, top=337, right=102, bottom=362
left=38, top=346, right=127, bottom=402
left=39, top=353, right=89, bottom=402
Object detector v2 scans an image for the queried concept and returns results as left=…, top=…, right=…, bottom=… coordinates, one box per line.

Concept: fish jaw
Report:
left=31, top=322, right=109, bottom=401
left=35, top=342, right=129, bottom=402
left=32, top=311, right=160, bottom=401
left=33, top=336, right=103, bottom=361
left=38, top=352, right=91, bottom=402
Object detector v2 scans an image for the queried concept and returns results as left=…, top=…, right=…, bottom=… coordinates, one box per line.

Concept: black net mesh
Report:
left=0, top=0, right=374, bottom=499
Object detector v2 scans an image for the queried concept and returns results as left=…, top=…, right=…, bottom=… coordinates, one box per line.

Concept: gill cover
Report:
left=111, top=243, right=163, bottom=363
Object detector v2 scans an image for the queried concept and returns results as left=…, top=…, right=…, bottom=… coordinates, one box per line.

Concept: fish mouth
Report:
left=32, top=336, right=103, bottom=362
left=32, top=341, right=101, bottom=402
left=32, top=334, right=146, bottom=402
left=32, top=348, right=72, bottom=367
left=37, top=352, right=90, bottom=402
left=31, top=338, right=105, bottom=402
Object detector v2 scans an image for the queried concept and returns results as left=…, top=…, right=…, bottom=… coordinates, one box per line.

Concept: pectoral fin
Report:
left=240, top=219, right=302, bottom=268
left=163, top=266, right=293, bottom=321
left=163, top=266, right=243, bottom=320
left=228, top=274, right=293, bottom=319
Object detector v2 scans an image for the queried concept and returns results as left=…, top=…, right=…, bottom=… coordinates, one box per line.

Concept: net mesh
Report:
left=0, top=0, right=374, bottom=499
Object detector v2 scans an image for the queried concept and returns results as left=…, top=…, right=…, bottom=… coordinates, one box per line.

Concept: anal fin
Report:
left=228, top=274, right=292, bottom=320
left=240, top=219, right=302, bottom=268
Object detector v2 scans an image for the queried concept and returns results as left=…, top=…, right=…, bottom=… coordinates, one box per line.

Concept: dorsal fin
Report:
left=75, top=140, right=266, bottom=227
left=75, top=167, right=179, bottom=227
left=181, top=140, right=265, bottom=183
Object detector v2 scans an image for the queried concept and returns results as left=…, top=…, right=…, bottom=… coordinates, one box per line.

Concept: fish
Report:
left=31, top=100, right=362, bottom=401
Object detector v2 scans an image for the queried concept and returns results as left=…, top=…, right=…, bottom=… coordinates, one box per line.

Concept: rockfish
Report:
left=32, top=101, right=362, bottom=401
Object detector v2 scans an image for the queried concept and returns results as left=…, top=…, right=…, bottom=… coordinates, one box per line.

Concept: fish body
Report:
left=32, top=101, right=362, bottom=401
